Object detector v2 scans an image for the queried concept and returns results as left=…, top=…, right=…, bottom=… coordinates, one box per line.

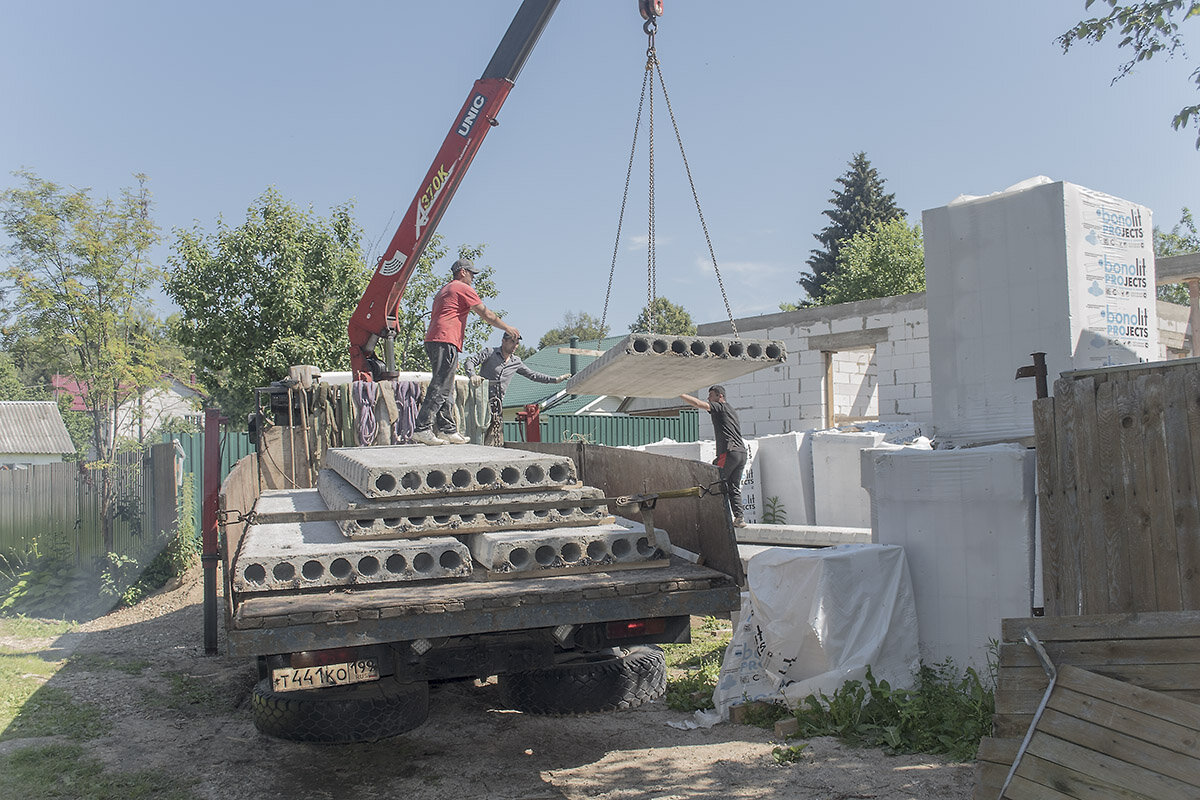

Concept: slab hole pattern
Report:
left=560, top=542, right=582, bottom=562
left=534, top=509, right=550, bottom=518
left=612, top=538, right=632, bottom=558
left=671, top=339, right=688, bottom=355
left=439, top=550, right=463, bottom=570
left=637, top=536, right=654, bottom=556
left=728, top=342, right=744, bottom=357
left=549, top=463, right=571, bottom=483
left=426, top=470, right=447, bottom=490
left=375, top=474, right=397, bottom=493
left=524, top=465, right=545, bottom=483
left=510, top=511, right=529, bottom=522
left=535, top=545, right=557, bottom=566
left=633, top=337, right=651, bottom=353
left=383, top=518, right=400, bottom=529
left=580, top=504, right=599, bottom=515
left=243, top=563, right=266, bottom=584
left=434, top=515, right=452, bottom=524
left=401, top=472, right=421, bottom=491
left=386, top=554, right=408, bottom=573
left=508, top=547, right=530, bottom=568
left=485, top=512, right=504, bottom=522
left=501, top=466, right=520, bottom=485
left=476, top=466, right=497, bottom=484
left=460, top=513, right=479, bottom=524
left=330, top=558, right=352, bottom=579
left=413, top=552, right=435, bottom=573
left=652, top=339, right=668, bottom=354
left=587, top=541, right=608, bottom=560
left=355, top=518, right=373, bottom=530
left=358, top=556, right=380, bottom=576
left=452, top=469, right=472, bottom=488
left=708, top=341, right=726, bottom=356
left=302, top=560, right=324, bottom=580
left=690, top=341, right=706, bottom=356
left=408, top=516, right=427, bottom=526
left=272, top=562, right=295, bottom=582
left=747, top=343, right=763, bottom=358
left=765, top=343, right=782, bottom=359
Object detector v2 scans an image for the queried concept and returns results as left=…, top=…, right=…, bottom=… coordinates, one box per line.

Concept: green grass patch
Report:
left=0, top=616, right=76, bottom=639
left=662, top=616, right=732, bottom=711
left=0, top=742, right=198, bottom=800
left=0, top=627, right=109, bottom=742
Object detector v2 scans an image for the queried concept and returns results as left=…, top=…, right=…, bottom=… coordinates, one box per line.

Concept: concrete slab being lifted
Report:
left=233, top=520, right=471, bottom=593
left=316, top=469, right=611, bottom=540
left=563, top=333, right=787, bottom=399
left=324, top=443, right=577, bottom=499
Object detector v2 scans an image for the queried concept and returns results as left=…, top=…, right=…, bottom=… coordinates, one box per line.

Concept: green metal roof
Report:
left=501, top=334, right=627, bottom=410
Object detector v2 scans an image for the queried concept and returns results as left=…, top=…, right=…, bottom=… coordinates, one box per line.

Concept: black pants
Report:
left=719, top=449, right=747, bottom=519
left=414, top=341, right=459, bottom=435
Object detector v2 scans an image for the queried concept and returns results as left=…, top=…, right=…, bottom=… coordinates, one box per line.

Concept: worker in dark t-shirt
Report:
left=680, top=385, right=748, bottom=527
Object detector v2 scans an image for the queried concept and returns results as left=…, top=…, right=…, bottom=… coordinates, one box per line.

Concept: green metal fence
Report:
left=502, top=410, right=699, bottom=446
left=163, top=430, right=255, bottom=538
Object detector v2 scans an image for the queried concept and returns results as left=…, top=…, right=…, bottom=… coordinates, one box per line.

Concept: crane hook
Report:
left=639, top=0, right=664, bottom=21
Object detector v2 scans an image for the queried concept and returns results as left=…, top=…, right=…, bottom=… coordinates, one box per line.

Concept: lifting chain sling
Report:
left=598, top=13, right=739, bottom=340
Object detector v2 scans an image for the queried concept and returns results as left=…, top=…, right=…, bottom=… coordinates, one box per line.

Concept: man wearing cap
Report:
left=464, top=332, right=570, bottom=444
left=412, top=258, right=519, bottom=446
left=679, top=385, right=748, bottom=527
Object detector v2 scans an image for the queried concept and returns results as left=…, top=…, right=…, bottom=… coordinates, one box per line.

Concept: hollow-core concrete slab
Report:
left=467, top=517, right=670, bottom=575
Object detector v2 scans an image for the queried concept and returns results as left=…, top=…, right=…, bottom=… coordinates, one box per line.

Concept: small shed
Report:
left=0, top=401, right=76, bottom=467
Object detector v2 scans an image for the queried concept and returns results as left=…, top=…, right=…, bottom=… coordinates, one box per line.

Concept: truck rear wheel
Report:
left=252, top=676, right=429, bottom=742
left=498, top=645, right=666, bottom=714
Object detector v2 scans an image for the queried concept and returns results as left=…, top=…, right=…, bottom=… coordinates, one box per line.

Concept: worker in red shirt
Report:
left=412, top=258, right=519, bottom=445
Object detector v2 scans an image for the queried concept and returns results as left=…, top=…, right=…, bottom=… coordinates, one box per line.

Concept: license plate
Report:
left=271, top=659, right=380, bottom=692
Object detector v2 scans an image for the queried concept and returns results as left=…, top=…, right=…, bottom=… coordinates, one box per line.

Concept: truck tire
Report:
left=252, top=676, right=429, bottom=743
left=498, top=646, right=666, bottom=715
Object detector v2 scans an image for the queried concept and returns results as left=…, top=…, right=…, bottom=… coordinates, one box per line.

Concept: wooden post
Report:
left=823, top=351, right=834, bottom=429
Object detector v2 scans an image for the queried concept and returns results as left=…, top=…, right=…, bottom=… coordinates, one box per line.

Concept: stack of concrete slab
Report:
left=235, top=444, right=670, bottom=593
left=565, top=333, right=787, bottom=399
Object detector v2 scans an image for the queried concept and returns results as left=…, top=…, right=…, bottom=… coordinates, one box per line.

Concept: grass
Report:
left=662, top=615, right=732, bottom=711
left=0, top=743, right=198, bottom=800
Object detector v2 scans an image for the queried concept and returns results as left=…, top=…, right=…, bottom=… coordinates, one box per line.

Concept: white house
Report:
left=0, top=401, right=76, bottom=467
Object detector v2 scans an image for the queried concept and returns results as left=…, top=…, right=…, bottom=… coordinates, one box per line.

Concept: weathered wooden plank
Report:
left=1000, top=663, right=1200, bottom=694
left=1056, top=664, right=1200, bottom=732
left=1095, top=379, right=1134, bottom=613
left=1177, top=366, right=1200, bottom=608
left=1035, top=707, right=1200, bottom=787
left=1141, top=372, right=1183, bottom=610
left=1070, top=377, right=1111, bottom=614
left=1053, top=376, right=1082, bottom=615
left=1023, top=730, right=1196, bottom=800
left=1001, top=610, right=1200, bottom=643
left=1001, top=772, right=1089, bottom=800
left=997, top=685, right=1200, bottom=718
left=1116, top=376, right=1159, bottom=613
left=993, top=713, right=1035, bottom=738
left=1003, top=752, right=1151, bottom=800
left=1000, top=636, right=1200, bottom=668
left=1032, top=396, right=1061, bottom=615
left=1049, top=687, right=1200, bottom=758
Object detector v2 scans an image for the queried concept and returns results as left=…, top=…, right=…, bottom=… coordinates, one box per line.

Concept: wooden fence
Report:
left=1033, top=356, right=1200, bottom=616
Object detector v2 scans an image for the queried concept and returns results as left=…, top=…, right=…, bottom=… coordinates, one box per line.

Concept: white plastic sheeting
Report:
left=713, top=544, right=920, bottom=716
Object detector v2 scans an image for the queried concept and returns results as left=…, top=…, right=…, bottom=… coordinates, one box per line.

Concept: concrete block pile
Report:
left=236, top=444, right=669, bottom=592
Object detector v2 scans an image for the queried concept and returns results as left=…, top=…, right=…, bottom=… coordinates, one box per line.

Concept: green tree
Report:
left=387, top=236, right=502, bottom=371
left=0, top=352, right=27, bottom=400
left=631, top=296, right=696, bottom=335
left=800, top=152, right=903, bottom=305
left=820, top=219, right=926, bottom=306
left=537, top=311, right=611, bottom=349
left=1156, top=207, right=1199, bottom=304
left=1059, top=1, right=1200, bottom=147
left=1, top=170, right=163, bottom=551
left=166, top=188, right=371, bottom=422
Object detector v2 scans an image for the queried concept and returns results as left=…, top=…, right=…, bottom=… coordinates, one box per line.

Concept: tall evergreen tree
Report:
left=799, top=152, right=902, bottom=305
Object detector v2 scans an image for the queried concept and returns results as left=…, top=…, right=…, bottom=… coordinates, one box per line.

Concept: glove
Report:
left=470, top=375, right=483, bottom=386
left=558, top=374, right=570, bottom=382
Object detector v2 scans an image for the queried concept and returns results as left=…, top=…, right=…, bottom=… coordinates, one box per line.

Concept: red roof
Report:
left=50, top=374, right=89, bottom=411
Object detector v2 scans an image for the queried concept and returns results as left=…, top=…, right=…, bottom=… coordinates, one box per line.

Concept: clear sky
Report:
left=2, top=1, right=1196, bottom=346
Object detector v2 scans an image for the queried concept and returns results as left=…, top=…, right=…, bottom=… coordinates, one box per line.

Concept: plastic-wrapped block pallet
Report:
left=565, top=333, right=786, bottom=398
left=316, top=469, right=608, bottom=539
left=865, top=443, right=1036, bottom=674
left=923, top=177, right=1156, bottom=443
left=810, top=430, right=886, bottom=528
left=636, top=438, right=762, bottom=524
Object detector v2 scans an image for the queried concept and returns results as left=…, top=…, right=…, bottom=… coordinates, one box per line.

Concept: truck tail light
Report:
left=606, top=618, right=667, bottom=639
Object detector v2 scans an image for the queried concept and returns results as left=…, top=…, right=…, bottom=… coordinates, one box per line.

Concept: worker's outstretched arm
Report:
left=679, top=393, right=711, bottom=411
left=471, top=302, right=519, bottom=341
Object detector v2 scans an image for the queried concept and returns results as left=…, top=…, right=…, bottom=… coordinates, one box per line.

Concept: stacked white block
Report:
left=565, top=333, right=786, bottom=399
left=811, top=430, right=887, bottom=528
left=467, top=518, right=669, bottom=574
left=324, top=444, right=577, bottom=499
left=317, top=469, right=609, bottom=539
left=233, top=519, right=471, bottom=593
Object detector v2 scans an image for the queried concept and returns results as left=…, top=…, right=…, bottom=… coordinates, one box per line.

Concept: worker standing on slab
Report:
left=412, top=258, right=519, bottom=446
left=464, top=332, right=568, bottom=444
left=679, top=385, right=748, bottom=527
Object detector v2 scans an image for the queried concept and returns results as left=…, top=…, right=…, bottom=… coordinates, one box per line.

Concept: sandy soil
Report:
left=6, top=567, right=979, bottom=800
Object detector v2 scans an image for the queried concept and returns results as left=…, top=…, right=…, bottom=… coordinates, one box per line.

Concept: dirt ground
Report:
left=5, top=567, right=979, bottom=800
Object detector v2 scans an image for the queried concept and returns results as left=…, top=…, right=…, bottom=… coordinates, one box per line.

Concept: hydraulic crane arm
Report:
left=348, top=0, right=562, bottom=378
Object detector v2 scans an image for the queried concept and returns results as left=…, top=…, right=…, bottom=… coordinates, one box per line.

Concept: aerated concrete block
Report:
left=564, top=333, right=787, bottom=399
left=233, top=519, right=471, bottom=593
left=316, top=469, right=610, bottom=539
left=324, top=443, right=577, bottom=499
left=467, top=517, right=670, bottom=575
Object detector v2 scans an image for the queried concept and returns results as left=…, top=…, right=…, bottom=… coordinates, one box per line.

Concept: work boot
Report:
left=412, top=429, right=445, bottom=446
left=441, top=432, right=470, bottom=444
left=733, top=516, right=747, bottom=528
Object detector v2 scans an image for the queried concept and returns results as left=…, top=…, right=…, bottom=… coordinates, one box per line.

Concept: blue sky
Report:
left=2, top=1, right=1196, bottom=346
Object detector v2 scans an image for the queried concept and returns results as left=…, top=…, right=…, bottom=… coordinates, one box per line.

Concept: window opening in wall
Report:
left=822, top=346, right=879, bottom=428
